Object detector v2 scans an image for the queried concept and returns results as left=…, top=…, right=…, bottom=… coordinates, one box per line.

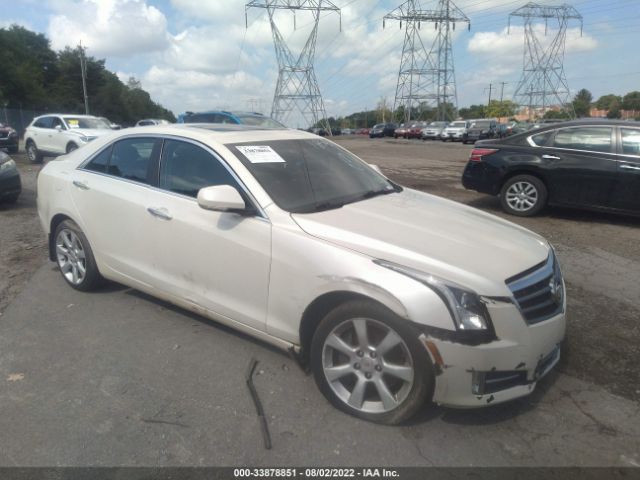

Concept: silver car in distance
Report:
left=37, top=124, right=566, bottom=424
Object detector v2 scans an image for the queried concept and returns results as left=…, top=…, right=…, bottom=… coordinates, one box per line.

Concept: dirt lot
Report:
left=1, top=136, right=639, bottom=404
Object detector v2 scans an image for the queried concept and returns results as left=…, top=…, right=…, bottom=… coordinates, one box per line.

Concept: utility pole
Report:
left=79, top=41, right=89, bottom=115
left=245, top=0, right=340, bottom=133
left=384, top=0, right=470, bottom=123
left=499, top=81, right=508, bottom=102
left=485, top=83, right=493, bottom=107
left=509, top=3, right=582, bottom=118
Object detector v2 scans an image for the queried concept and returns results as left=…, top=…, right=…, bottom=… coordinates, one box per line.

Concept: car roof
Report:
left=36, top=114, right=97, bottom=118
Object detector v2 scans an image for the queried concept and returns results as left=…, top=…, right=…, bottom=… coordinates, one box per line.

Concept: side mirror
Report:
left=368, top=164, right=383, bottom=174
left=55, top=125, right=63, bottom=132
left=197, top=185, right=246, bottom=212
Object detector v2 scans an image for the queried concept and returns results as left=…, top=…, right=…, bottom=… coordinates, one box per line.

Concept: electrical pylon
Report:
left=384, top=0, right=469, bottom=123
left=245, top=0, right=340, bottom=132
left=509, top=2, right=583, bottom=119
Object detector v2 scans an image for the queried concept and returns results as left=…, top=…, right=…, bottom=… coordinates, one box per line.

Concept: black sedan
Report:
left=369, top=123, right=397, bottom=138
left=0, top=151, right=21, bottom=204
left=462, top=120, right=640, bottom=217
left=0, top=123, right=19, bottom=154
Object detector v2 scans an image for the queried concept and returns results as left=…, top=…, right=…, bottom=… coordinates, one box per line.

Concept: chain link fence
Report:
left=1, top=107, right=48, bottom=139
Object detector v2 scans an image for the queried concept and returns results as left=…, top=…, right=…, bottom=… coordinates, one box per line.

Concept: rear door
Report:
left=71, top=136, right=162, bottom=286
left=543, top=126, right=618, bottom=209
left=610, top=127, right=640, bottom=212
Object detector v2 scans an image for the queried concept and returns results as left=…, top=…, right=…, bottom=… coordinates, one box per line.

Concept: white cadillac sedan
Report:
left=37, top=124, right=566, bottom=424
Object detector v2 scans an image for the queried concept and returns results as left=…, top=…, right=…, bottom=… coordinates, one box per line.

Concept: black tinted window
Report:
left=34, top=117, right=53, bottom=128
left=553, top=127, right=612, bottom=153
left=159, top=140, right=237, bottom=197
left=84, top=145, right=112, bottom=173
left=108, top=138, right=158, bottom=184
left=531, top=131, right=554, bottom=146
left=183, top=113, right=233, bottom=124
left=621, top=128, right=640, bottom=156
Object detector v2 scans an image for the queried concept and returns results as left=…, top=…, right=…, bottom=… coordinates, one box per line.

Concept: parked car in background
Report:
left=421, top=121, right=449, bottom=140
left=0, top=123, right=19, bottom=153
left=407, top=122, right=428, bottom=139
left=24, top=114, right=114, bottom=163
left=341, top=128, right=354, bottom=135
left=135, top=119, right=171, bottom=127
left=370, top=123, right=397, bottom=138
left=531, top=119, right=564, bottom=130
left=509, top=122, right=533, bottom=135
left=177, top=111, right=284, bottom=128
left=0, top=150, right=21, bottom=203
left=462, top=119, right=640, bottom=217
left=462, top=119, right=498, bottom=144
left=440, top=121, right=470, bottom=142
left=496, top=124, right=509, bottom=138
left=99, top=117, right=122, bottom=130
left=37, top=123, right=565, bottom=424
left=394, top=124, right=408, bottom=139
left=356, top=128, right=370, bottom=135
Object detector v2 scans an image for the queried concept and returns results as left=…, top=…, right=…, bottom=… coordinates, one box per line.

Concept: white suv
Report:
left=24, top=114, right=114, bottom=163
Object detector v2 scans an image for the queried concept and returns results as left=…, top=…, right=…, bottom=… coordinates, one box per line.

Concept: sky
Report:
left=2, top=0, right=639, bottom=127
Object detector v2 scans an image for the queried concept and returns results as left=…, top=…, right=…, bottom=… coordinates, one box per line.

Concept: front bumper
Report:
left=0, top=136, right=19, bottom=149
left=423, top=300, right=566, bottom=407
left=442, top=131, right=464, bottom=140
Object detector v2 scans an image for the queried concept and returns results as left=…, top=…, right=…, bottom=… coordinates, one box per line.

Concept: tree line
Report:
left=0, top=25, right=175, bottom=126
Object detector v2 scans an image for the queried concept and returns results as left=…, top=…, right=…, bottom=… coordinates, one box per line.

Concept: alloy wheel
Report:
left=55, top=228, right=87, bottom=285
left=505, top=181, right=538, bottom=212
left=27, top=145, right=37, bottom=162
left=321, top=317, right=414, bottom=414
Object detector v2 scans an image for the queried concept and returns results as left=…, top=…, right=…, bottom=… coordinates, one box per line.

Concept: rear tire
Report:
left=5, top=194, right=19, bottom=204
left=310, top=300, right=434, bottom=425
left=53, top=219, right=104, bottom=291
left=500, top=174, right=548, bottom=217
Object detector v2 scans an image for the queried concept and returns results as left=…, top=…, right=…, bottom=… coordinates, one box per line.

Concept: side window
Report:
left=621, top=128, right=640, bottom=156
left=108, top=138, right=158, bottom=184
left=51, top=117, right=65, bottom=130
left=553, top=127, right=613, bottom=153
left=34, top=117, right=53, bottom=129
left=159, top=140, right=237, bottom=198
left=84, top=145, right=112, bottom=174
left=530, top=130, right=554, bottom=146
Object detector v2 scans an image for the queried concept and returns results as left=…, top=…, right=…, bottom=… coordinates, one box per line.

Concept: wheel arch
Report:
left=48, top=213, right=74, bottom=261
left=298, top=291, right=406, bottom=365
left=499, top=168, right=549, bottom=194
left=66, top=141, right=79, bottom=153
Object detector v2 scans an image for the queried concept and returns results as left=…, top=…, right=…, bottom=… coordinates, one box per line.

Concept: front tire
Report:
left=310, top=300, right=434, bottom=425
left=26, top=141, right=42, bottom=163
left=53, top=219, right=103, bottom=291
left=66, top=142, right=79, bottom=153
left=500, top=174, right=548, bottom=217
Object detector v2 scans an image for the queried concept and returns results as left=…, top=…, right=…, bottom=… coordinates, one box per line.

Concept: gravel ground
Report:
left=1, top=136, right=638, bottom=404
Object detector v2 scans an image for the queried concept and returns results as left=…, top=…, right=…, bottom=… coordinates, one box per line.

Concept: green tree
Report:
left=458, top=104, right=486, bottom=119
left=622, top=91, right=640, bottom=111
left=486, top=100, right=517, bottom=118
left=543, top=109, right=571, bottom=120
left=594, top=94, right=622, bottom=111
left=572, top=88, right=592, bottom=117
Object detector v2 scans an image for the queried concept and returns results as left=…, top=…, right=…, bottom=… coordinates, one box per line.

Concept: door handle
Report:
left=620, top=164, right=640, bottom=171
left=542, top=154, right=561, bottom=160
left=147, top=207, right=172, bottom=220
left=72, top=180, right=90, bottom=190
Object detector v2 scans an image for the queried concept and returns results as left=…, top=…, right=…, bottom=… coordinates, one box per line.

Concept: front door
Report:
left=543, top=126, right=618, bottom=209
left=146, top=138, right=271, bottom=332
left=611, top=127, right=640, bottom=212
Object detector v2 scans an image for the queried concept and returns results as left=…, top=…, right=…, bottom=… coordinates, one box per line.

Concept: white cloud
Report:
left=47, top=0, right=170, bottom=56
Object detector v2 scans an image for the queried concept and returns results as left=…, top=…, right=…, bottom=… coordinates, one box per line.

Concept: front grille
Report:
left=506, top=254, right=563, bottom=325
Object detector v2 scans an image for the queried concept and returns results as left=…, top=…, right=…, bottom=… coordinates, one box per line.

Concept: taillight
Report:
left=469, top=148, right=498, bottom=162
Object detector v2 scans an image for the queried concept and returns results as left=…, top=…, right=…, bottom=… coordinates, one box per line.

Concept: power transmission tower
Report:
left=245, top=0, right=340, bottom=132
left=384, top=0, right=469, bottom=123
left=509, top=2, right=583, bottom=119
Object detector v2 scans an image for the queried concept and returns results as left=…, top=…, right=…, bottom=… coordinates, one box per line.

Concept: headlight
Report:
left=374, top=259, right=490, bottom=330
left=79, top=135, right=89, bottom=142
left=0, top=158, right=16, bottom=172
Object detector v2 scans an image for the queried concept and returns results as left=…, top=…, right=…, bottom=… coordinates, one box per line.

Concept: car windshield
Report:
left=373, top=124, right=385, bottom=129
left=472, top=121, right=491, bottom=128
left=430, top=122, right=448, bottom=127
left=63, top=117, right=110, bottom=129
left=235, top=115, right=285, bottom=128
left=228, top=139, right=399, bottom=214
left=450, top=122, right=466, bottom=128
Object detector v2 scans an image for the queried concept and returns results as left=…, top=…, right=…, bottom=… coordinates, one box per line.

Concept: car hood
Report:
left=67, top=128, right=112, bottom=137
left=445, top=127, right=465, bottom=131
left=291, top=189, right=550, bottom=295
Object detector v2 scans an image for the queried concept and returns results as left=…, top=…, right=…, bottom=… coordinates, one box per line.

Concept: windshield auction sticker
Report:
left=236, top=145, right=286, bottom=163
